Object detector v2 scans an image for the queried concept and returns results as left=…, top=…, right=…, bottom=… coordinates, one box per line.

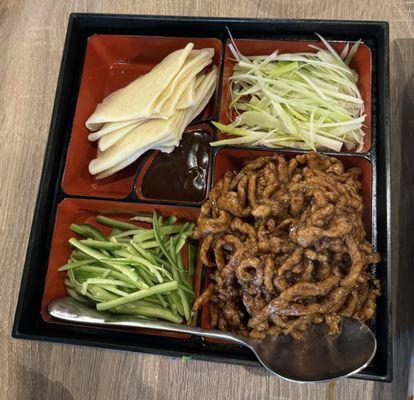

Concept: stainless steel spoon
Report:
left=48, top=297, right=376, bottom=383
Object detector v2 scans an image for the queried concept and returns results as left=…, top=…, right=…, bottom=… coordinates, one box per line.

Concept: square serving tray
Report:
left=12, top=14, right=391, bottom=382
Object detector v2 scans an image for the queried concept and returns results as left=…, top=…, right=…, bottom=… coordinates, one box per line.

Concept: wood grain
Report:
left=0, top=0, right=413, bottom=399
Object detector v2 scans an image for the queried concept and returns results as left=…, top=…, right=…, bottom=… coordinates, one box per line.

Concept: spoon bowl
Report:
left=48, top=297, right=376, bottom=383
left=248, top=319, right=376, bottom=382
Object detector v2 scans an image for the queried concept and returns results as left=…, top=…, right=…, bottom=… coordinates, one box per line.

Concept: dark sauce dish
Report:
left=141, top=129, right=210, bottom=203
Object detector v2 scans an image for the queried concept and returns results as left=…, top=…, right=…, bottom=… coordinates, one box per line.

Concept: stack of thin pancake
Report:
left=86, top=43, right=217, bottom=179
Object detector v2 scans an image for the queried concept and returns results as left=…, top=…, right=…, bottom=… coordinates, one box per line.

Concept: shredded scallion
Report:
left=212, top=34, right=365, bottom=151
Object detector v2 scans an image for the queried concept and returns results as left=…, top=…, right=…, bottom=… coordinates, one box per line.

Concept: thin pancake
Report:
left=152, top=48, right=213, bottom=114
left=97, top=123, right=140, bottom=151
left=85, top=43, right=194, bottom=130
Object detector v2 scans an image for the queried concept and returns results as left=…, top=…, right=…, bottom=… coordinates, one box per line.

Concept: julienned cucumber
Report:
left=59, top=211, right=196, bottom=324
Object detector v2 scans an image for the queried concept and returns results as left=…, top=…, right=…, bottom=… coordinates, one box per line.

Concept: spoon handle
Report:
left=48, top=297, right=247, bottom=346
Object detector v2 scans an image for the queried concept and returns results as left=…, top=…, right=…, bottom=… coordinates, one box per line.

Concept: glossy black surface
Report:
left=142, top=130, right=210, bottom=202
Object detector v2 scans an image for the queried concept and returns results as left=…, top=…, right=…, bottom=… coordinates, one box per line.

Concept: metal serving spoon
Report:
left=48, top=297, right=376, bottom=383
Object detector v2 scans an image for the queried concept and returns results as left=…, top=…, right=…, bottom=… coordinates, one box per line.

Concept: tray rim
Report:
left=12, top=13, right=392, bottom=382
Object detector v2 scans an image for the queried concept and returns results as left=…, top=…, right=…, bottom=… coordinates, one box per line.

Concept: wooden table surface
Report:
left=1, top=0, right=414, bottom=399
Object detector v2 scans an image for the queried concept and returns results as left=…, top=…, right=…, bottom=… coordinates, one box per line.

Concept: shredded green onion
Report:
left=212, top=34, right=365, bottom=152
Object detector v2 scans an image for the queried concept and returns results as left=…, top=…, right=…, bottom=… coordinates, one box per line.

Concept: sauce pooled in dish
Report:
left=141, top=129, right=210, bottom=202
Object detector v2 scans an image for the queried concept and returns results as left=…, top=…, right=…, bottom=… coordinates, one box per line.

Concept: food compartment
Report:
left=136, top=123, right=214, bottom=205
left=218, top=38, right=372, bottom=153
left=213, top=148, right=373, bottom=229
left=62, top=35, right=223, bottom=198
left=41, top=198, right=203, bottom=338
left=200, top=147, right=374, bottom=339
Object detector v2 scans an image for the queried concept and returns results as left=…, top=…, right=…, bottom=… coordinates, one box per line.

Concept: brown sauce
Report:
left=141, top=129, right=210, bottom=202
